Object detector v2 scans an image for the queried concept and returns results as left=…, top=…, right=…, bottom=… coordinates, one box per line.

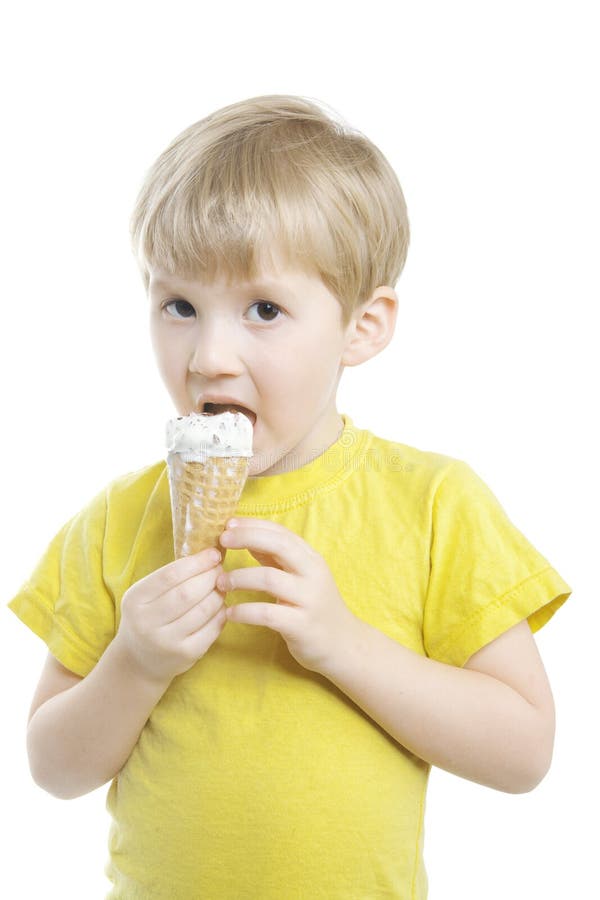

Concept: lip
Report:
left=197, top=394, right=257, bottom=427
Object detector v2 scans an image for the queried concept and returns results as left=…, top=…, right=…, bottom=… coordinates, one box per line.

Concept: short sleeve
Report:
left=423, top=460, right=571, bottom=668
left=7, top=487, right=116, bottom=677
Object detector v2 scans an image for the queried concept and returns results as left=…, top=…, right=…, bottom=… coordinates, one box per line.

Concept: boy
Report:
left=9, top=95, right=571, bottom=898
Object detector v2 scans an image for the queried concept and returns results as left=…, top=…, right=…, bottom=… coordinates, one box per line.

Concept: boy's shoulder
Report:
left=86, top=459, right=168, bottom=524
left=85, top=460, right=171, bottom=573
left=362, top=427, right=465, bottom=485
left=363, top=428, right=513, bottom=524
left=57, top=461, right=167, bottom=531
left=104, top=458, right=167, bottom=497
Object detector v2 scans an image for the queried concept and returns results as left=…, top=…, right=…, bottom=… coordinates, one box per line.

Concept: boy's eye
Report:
left=164, top=299, right=195, bottom=319
left=162, top=298, right=282, bottom=322
left=247, top=301, right=281, bottom=323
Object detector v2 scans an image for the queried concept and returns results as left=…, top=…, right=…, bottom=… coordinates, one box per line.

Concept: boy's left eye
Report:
left=247, top=301, right=282, bottom=323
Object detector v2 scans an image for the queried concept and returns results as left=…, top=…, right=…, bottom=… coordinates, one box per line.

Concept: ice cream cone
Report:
left=165, top=410, right=253, bottom=558
left=168, top=453, right=249, bottom=557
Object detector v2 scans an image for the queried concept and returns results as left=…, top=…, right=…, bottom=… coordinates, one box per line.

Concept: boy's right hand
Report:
left=114, top=548, right=226, bottom=686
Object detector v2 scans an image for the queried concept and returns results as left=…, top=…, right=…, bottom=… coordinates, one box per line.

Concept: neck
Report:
left=252, top=411, right=345, bottom=477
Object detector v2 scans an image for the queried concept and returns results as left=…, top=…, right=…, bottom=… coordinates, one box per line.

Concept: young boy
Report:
left=9, top=95, right=571, bottom=898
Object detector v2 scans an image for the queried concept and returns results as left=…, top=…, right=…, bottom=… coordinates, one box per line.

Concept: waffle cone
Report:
left=167, top=453, right=249, bottom=558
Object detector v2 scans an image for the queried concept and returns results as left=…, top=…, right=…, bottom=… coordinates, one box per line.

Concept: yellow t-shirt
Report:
left=8, top=415, right=571, bottom=899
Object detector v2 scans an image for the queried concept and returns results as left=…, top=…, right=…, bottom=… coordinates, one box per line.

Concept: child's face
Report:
left=148, top=255, right=358, bottom=476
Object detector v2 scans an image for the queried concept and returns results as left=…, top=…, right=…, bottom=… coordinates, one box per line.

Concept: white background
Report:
left=1, top=1, right=596, bottom=897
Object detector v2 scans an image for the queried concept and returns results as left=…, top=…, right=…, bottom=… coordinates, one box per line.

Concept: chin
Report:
left=247, top=457, right=272, bottom=478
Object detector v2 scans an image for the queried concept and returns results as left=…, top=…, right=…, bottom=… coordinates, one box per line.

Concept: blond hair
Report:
left=130, top=95, right=410, bottom=326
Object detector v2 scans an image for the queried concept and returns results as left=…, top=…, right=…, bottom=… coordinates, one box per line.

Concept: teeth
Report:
left=203, top=403, right=256, bottom=426
left=204, top=403, right=243, bottom=415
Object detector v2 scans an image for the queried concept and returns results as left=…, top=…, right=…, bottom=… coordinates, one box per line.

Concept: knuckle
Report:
left=157, top=552, right=210, bottom=592
left=171, top=584, right=191, bottom=609
left=155, top=564, right=181, bottom=593
left=174, top=577, right=207, bottom=610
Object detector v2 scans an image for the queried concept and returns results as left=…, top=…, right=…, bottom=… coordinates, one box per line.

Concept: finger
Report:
left=166, top=589, right=226, bottom=637
left=158, top=566, right=223, bottom=624
left=181, top=605, right=228, bottom=659
left=220, top=525, right=312, bottom=575
left=217, top=566, right=299, bottom=604
left=227, top=601, right=298, bottom=633
left=224, top=517, right=308, bottom=542
left=225, top=516, right=284, bottom=532
left=144, top=548, right=223, bottom=599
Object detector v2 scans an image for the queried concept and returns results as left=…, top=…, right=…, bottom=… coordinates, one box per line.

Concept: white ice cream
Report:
left=166, top=411, right=253, bottom=463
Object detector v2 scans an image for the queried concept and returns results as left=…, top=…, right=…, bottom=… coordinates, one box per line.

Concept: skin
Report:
left=26, top=252, right=556, bottom=797
left=147, top=253, right=397, bottom=476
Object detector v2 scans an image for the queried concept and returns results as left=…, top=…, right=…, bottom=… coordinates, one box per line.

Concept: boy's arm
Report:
left=319, top=617, right=555, bottom=794
left=27, top=642, right=171, bottom=799
left=28, top=653, right=83, bottom=723
left=220, top=518, right=556, bottom=794
left=25, top=548, right=226, bottom=800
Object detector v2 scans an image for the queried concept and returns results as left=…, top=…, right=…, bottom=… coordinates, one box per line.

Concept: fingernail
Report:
left=208, top=549, right=221, bottom=563
left=226, top=518, right=238, bottom=529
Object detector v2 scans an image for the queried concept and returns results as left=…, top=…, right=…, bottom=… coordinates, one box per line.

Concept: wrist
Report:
left=109, top=632, right=173, bottom=696
left=318, top=610, right=369, bottom=684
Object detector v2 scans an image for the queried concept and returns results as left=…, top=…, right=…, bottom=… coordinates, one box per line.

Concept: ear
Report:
left=341, top=286, right=398, bottom=367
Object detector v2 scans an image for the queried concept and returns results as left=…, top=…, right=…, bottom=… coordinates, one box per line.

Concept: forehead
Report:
left=147, top=258, right=325, bottom=299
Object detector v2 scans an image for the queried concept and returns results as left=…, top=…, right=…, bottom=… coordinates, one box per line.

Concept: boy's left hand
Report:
left=216, top=517, right=357, bottom=673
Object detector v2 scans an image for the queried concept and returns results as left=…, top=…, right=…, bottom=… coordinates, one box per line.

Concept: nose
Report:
left=188, top=319, right=244, bottom=378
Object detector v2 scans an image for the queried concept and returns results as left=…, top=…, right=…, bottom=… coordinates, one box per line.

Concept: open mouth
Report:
left=203, top=402, right=256, bottom=426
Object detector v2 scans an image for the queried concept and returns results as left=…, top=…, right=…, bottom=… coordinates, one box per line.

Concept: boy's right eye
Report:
left=164, top=299, right=196, bottom=319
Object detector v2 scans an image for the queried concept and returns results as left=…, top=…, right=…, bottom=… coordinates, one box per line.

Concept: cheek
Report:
left=149, top=320, right=166, bottom=365
left=150, top=330, right=187, bottom=386
left=251, top=324, right=345, bottom=405
left=154, top=343, right=187, bottom=392
left=301, top=334, right=344, bottom=381
left=274, top=344, right=339, bottom=406
left=152, top=341, right=173, bottom=379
